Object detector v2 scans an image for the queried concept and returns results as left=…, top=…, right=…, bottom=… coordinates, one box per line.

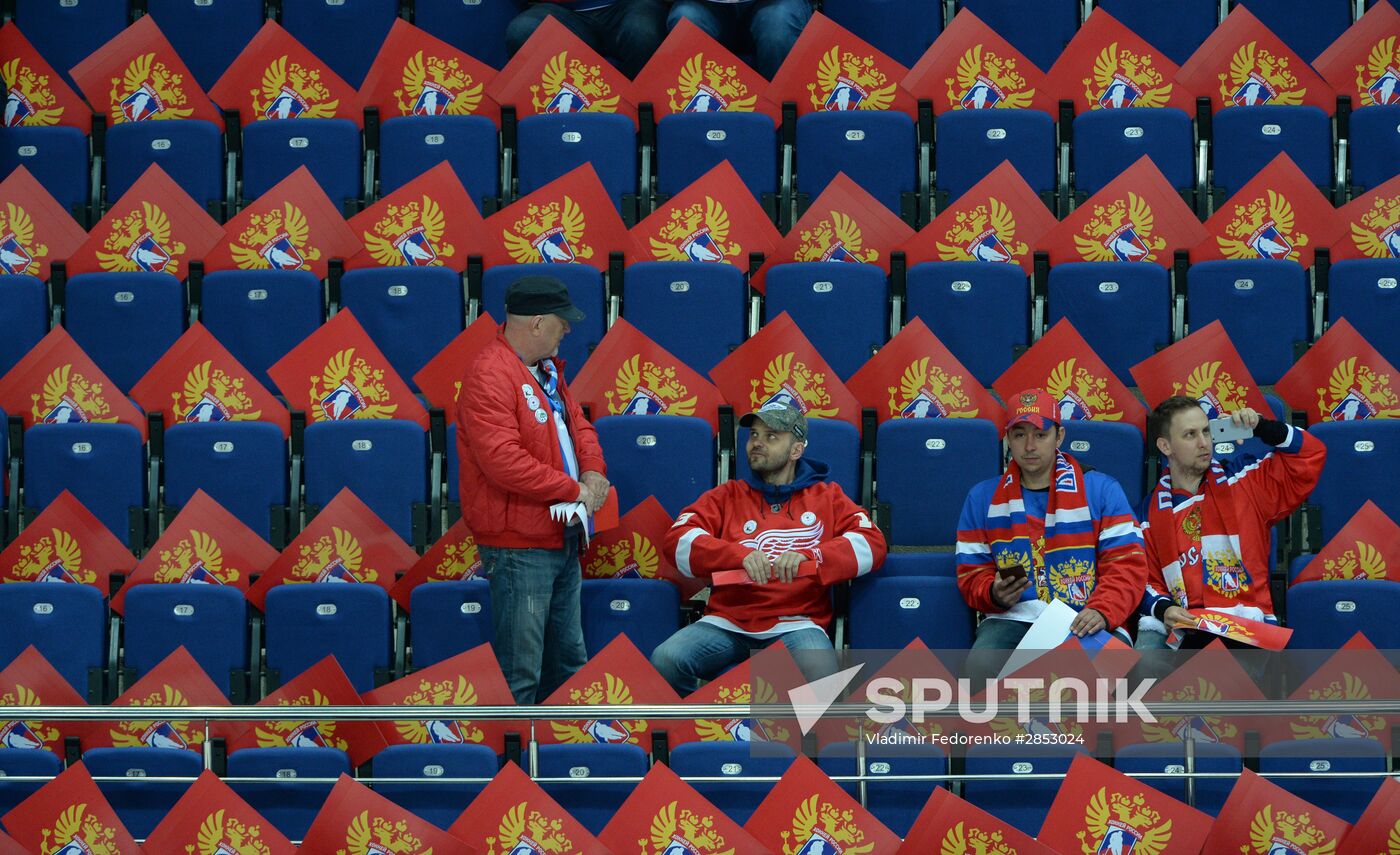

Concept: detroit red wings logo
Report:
left=741, top=520, right=824, bottom=563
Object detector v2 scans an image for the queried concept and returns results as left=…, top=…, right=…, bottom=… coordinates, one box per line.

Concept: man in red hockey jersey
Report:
left=653, top=402, right=887, bottom=694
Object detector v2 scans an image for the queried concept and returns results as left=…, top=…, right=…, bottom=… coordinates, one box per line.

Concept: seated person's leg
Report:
left=964, top=617, right=1032, bottom=685
left=746, top=0, right=813, bottom=79
left=651, top=621, right=751, bottom=696
left=505, top=3, right=600, bottom=60
left=667, top=0, right=728, bottom=41
left=596, top=0, right=669, bottom=78
left=773, top=626, right=838, bottom=687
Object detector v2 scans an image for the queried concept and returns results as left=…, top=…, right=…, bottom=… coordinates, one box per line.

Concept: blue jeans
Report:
left=506, top=0, right=669, bottom=78
left=667, top=0, right=814, bottom=79
left=478, top=541, right=587, bottom=705
left=650, top=620, right=836, bottom=696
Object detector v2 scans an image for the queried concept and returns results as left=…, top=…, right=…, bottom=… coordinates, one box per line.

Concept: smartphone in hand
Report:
left=1209, top=416, right=1253, bottom=444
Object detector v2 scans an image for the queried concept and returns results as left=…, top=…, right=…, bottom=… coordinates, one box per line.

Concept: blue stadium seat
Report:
left=0, top=274, right=47, bottom=378
left=622, top=261, right=746, bottom=376
left=1328, top=259, right=1400, bottom=369
left=264, top=583, right=392, bottom=693
left=935, top=110, right=1055, bottom=207
left=0, top=747, right=61, bottom=818
left=595, top=415, right=715, bottom=517
left=537, top=744, right=648, bottom=835
left=1098, top=0, right=1217, bottom=66
left=25, top=423, right=145, bottom=547
left=1186, top=259, right=1309, bottom=385
left=1349, top=106, right=1400, bottom=193
left=1211, top=106, right=1332, bottom=200
left=227, top=747, right=351, bottom=841
left=340, top=268, right=464, bottom=391
left=1258, top=738, right=1386, bottom=822
left=65, top=271, right=185, bottom=392
left=1291, top=419, right=1398, bottom=543
left=848, top=575, right=975, bottom=649
left=13, top=0, right=127, bottom=89
left=737, top=418, right=861, bottom=502
left=378, top=116, right=500, bottom=210
left=875, top=418, right=1002, bottom=547
left=1288, top=552, right=1312, bottom=584
left=817, top=744, right=948, bottom=837
left=667, top=741, right=795, bottom=826
left=0, top=583, right=105, bottom=699
left=445, top=423, right=460, bottom=510
left=373, top=743, right=499, bottom=830
left=905, top=260, right=1031, bottom=386
left=241, top=118, right=362, bottom=209
left=0, top=127, right=89, bottom=218
left=765, top=262, right=887, bottom=380
left=122, top=584, right=250, bottom=701
left=1287, top=580, right=1400, bottom=649
left=1236, top=0, right=1352, bottom=63
left=820, top=0, right=943, bottom=67
left=963, top=745, right=1084, bottom=836
left=201, top=269, right=325, bottom=393
left=1061, top=421, right=1145, bottom=501
left=960, top=0, right=1079, bottom=71
left=796, top=111, right=916, bottom=216
left=1072, top=108, right=1193, bottom=196
left=1113, top=741, right=1241, bottom=816
left=414, top=0, right=516, bottom=69
left=280, top=0, right=397, bottom=88
left=147, top=0, right=265, bottom=91
left=1048, top=261, right=1170, bottom=385
left=656, top=112, right=778, bottom=202
left=880, top=552, right=955, bottom=576
left=409, top=580, right=492, bottom=669
left=304, top=419, right=428, bottom=546
left=163, top=421, right=289, bottom=543
left=517, top=114, right=637, bottom=215
left=105, top=120, right=224, bottom=211
left=481, top=264, right=604, bottom=382
left=84, top=747, right=202, bottom=839
left=579, top=579, right=679, bottom=659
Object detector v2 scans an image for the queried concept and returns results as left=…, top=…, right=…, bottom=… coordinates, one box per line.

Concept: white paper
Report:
left=549, top=501, right=593, bottom=546
left=997, top=599, right=1079, bottom=678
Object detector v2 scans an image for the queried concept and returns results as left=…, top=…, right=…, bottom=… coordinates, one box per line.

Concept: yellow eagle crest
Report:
left=1348, top=194, right=1400, bottom=259
left=937, top=198, right=1024, bottom=263
left=231, top=202, right=321, bottom=271
left=9, top=528, right=92, bottom=585
left=484, top=803, right=573, bottom=855
left=1318, top=357, right=1400, bottom=421
left=1073, top=193, right=1166, bottom=263
left=345, top=810, right=432, bottom=855
left=197, top=809, right=274, bottom=855
left=1141, top=678, right=1237, bottom=743
left=109, top=53, right=194, bottom=123
left=606, top=355, right=698, bottom=416
left=1171, top=361, right=1250, bottom=418
left=503, top=197, right=593, bottom=265
left=1321, top=540, right=1387, bottom=581
left=31, top=364, right=118, bottom=425
left=390, top=676, right=485, bottom=745
left=645, top=802, right=735, bottom=855
left=941, top=821, right=1019, bottom=855
left=96, top=202, right=185, bottom=275
left=810, top=46, right=897, bottom=112
left=781, top=795, right=874, bottom=855
left=1, top=59, right=63, bottom=127
left=289, top=526, right=378, bottom=584
left=0, top=684, right=60, bottom=750
left=431, top=536, right=482, bottom=581
left=668, top=53, right=757, bottom=113
left=795, top=211, right=877, bottom=264
left=695, top=681, right=790, bottom=743
left=1246, top=806, right=1336, bottom=855
left=749, top=352, right=840, bottom=419
left=0, top=201, right=46, bottom=276
left=253, top=55, right=339, bottom=119
left=648, top=196, right=735, bottom=263
left=549, top=673, right=647, bottom=744
left=584, top=532, right=660, bottom=579
left=1077, top=788, right=1171, bottom=855
left=308, top=348, right=400, bottom=422
left=1219, top=42, right=1305, bottom=106
left=110, top=684, right=204, bottom=748
left=175, top=360, right=262, bottom=423
left=153, top=530, right=238, bottom=585
left=1354, top=36, right=1399, bottom=108
left=363, top=196, right=454, bottom=267
left=396, top=50, right=483, bottom=117
left=530, top=51, right=620, bottom=114
left=254, top=689, right=346, bottom=750
left=41, top=803, right=123, bottom=855
left=1289, top=673, right=1387, bottom=740
left=888, top=358, right=979, bottom=419
left=946, top=45, right=1036, bottom=110
left=1085, top=43, right=1173, bottom=109
left=1047, top=358, right=1124, bottom=422
left=1217, top=190, right=1308, bottom=262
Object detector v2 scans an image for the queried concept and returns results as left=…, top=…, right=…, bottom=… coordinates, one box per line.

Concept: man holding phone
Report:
left=1135, top=397, right=1327, bottom=649
left=955, top=389, right=1149, bottom=665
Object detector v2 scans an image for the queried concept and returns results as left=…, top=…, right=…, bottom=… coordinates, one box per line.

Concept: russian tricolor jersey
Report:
left=955, top=465, right=1146, bottom=630
left=1138, top=423, right=1326, bottom=623
left=665, top=471, right=886, bottom=634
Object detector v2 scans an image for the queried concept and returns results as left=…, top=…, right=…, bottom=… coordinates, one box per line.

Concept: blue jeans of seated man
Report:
left=650, top=621, right=836, bottom=696
left=667, top=0, right=814, bottom=79
left=479, top=541, right=587, bottom=706
left=505, top=0, right=669, bottom=79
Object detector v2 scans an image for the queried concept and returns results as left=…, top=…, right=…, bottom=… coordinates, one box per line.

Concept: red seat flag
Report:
left=412, top=312, right=499, bottom=419
left=900, top=787, right=1055, bottom=855
left=766, top=12, right=914, bottom=116
left=0, top=490, right=136, bottom=595
left=630, top=160, right=781, bottom=266
left=110, top=489, right=279, bottom=614
left=266, top=307, right=430, bottom=429
left=1117, top=639, right=1267, bottom=751
left=847, top=317, right=1005, bottom=427
left=1343, top=776, right=1400, bottom=855
left=744, top=754, right=902, bottom=855
left=209, top=20, right=359, bottom=125
left=1192, top=152, right=1341, bottom=268
left=632, top=17, right=775, bottom=120
left=600, top=762, right=770, bottom=855
left=901, top=8, right=1055, bottom=115
left=1281, top=632, right=1399, bottom=752
left=357, top=18, right=500, bottom=124
left=346, top=160, right=485, bottom=271
left=301, top=774, right=477, bottom=854
left=248, top=487, right=419, bottom=610
left=0, top=645, right=90, bottom=753
left=144, top=769, right=297, bottom=855
left=1294, top=501, right=1400, bottom=585
left=204, top=165, right=361, bottom=278
left=2, top=762, right=144, bottom=855
left=448, top=760, right=611, bottom=855
left=486, top=15, right=635, bottom=120
left=70, top=15, right=223, bottom=128
left=1330, top=174, right=1400, bottom=262
left=1044, top=7, right=1193, bottom=114
left=1204, top=768, right=1350, bottom=853
left=570, top=317, right=726, bottom=432
left=537, top=634, right=681, bottom=747
left=0, top=326, right=148, bottom=436
left=1177, top=5, right=1336, bottom=112
left=67, top=164, right=225, bottom=278
left=86, top=646, right=230, bottom=750
left=1038, top=753, right=1213, bottom=855
left=994, top=318, right=1148, bottom=435
left=390, top=518, right=485, bottom=610
left=228, top=654, right=388, bottom=767
left=485, top=163, right=632, bottom=271
left=899, top=160, right=1057, bottom=274
left=1276, top=318, right=1400, bottom=423
left=709, top=311, right=863, bottom=427
left=0, top=165, right=89, bottom=281
left=363, top=644, right=515, bottom=755
left=763, top=172, right=916, bottom=288
left=1130, top=320, right=1272, bottom=415
left=0, top=23, right=92, bottom=133
left=1038, top=155, right=1207, bottom=267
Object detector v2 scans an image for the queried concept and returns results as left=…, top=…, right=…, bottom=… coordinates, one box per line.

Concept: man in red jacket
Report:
left=457, top=275, right=610, bottom=704
left=653, top=402, right=887, bottom=695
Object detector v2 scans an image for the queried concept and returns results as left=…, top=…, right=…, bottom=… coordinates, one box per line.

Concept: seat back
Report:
left=106, top=120, right=224, bottom=208
left=1072, top=108, right=1194, bottom=195
left=0, top=127, right=88, bottom=216
left=1211, top=106, right=1331, bottom=198
left=517, top=114, right=637, bottom=213
left=820, top=0, right=942, bottom=67
left=164, top=422, right=289, bottom=542
left=264, top=584, right=392, bottom=692
left=1348, top=105, right=1400, bottom=193
left=1236, top=0, right=1352, bottom=62
left=25, top=423, right=145, bottom=547
left=341, top=267, right=464, bottom=389
left=959, top=0, right=1078, bottom=71
left=1310, top=421, right=1400, bottom=541
left=1187, top=259, right=1309, bottom=384
left=373, top=743, right=500, bottom=830
left=667, top=741, right=795, bottom=826
left=305, top=419, right=429, bottom=544
left=1048, top=261, right=1170, bottom=385
left=123, top=584, right=249, bottom=700
left=580, top=579, right=679, bottom=659
left=83, top=746, right=203, bottom=838
left=848, top=575, right=974, bottom=649
left=13, top=0, right=126, bottom=88
left=796, top=111, right=916, bottom=215
left=1287, top=580, right=1400, bottom=649
left=537, top=743, right=649, bottom=835
left=1113, top=741, right=1241, bottom=816
left=935, top=110, right=1056, bottom=205
left=226, top=746, right=351, bottom=841
left=202, top=270, right=325, bottom=392
left=482, top=264, right=605, bottom=381
left=0, top=747, right=62, bottom=818
left=875, top=418, right=1002, bottom=546
left=879, top=552, right=955, bottom=576
left=1098, top=0, right=1216, bottom=65
left=963, top=745, right=1084, bottom=836
left=905, top=261, right=1030, bottom=385
left=147, top=0, right=265, bottom=90
left=622, top=261, right=746, bottom=376
left=765, top=262, right=888, bottom=380
left=66, top=272, right=186, bottom=392
left=242, top=118, right=362, bottom=207
left=817, top=744, right=948, bottom=836
left=1061, top=421, right=1145, bottom=501
left=0, top=582, right=105, bottom=699
left=409, top=580, right=493, bottom=669
left=0, top=274, right=47, bottom=378
left=737, top=418, right=861, bottom=501
left=379, top=116, right=500, bottom=208
left=280, top=0, right=396, bottom=87
left=1258, top=737, right=1387, bottom=822
left=656, top=112, right=778, bottom=201
left=413, top=0, right=516, bottom=68
left=1329, top=259, right=1400, bottom=370
left=595, top=415, right=715, bottom=516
